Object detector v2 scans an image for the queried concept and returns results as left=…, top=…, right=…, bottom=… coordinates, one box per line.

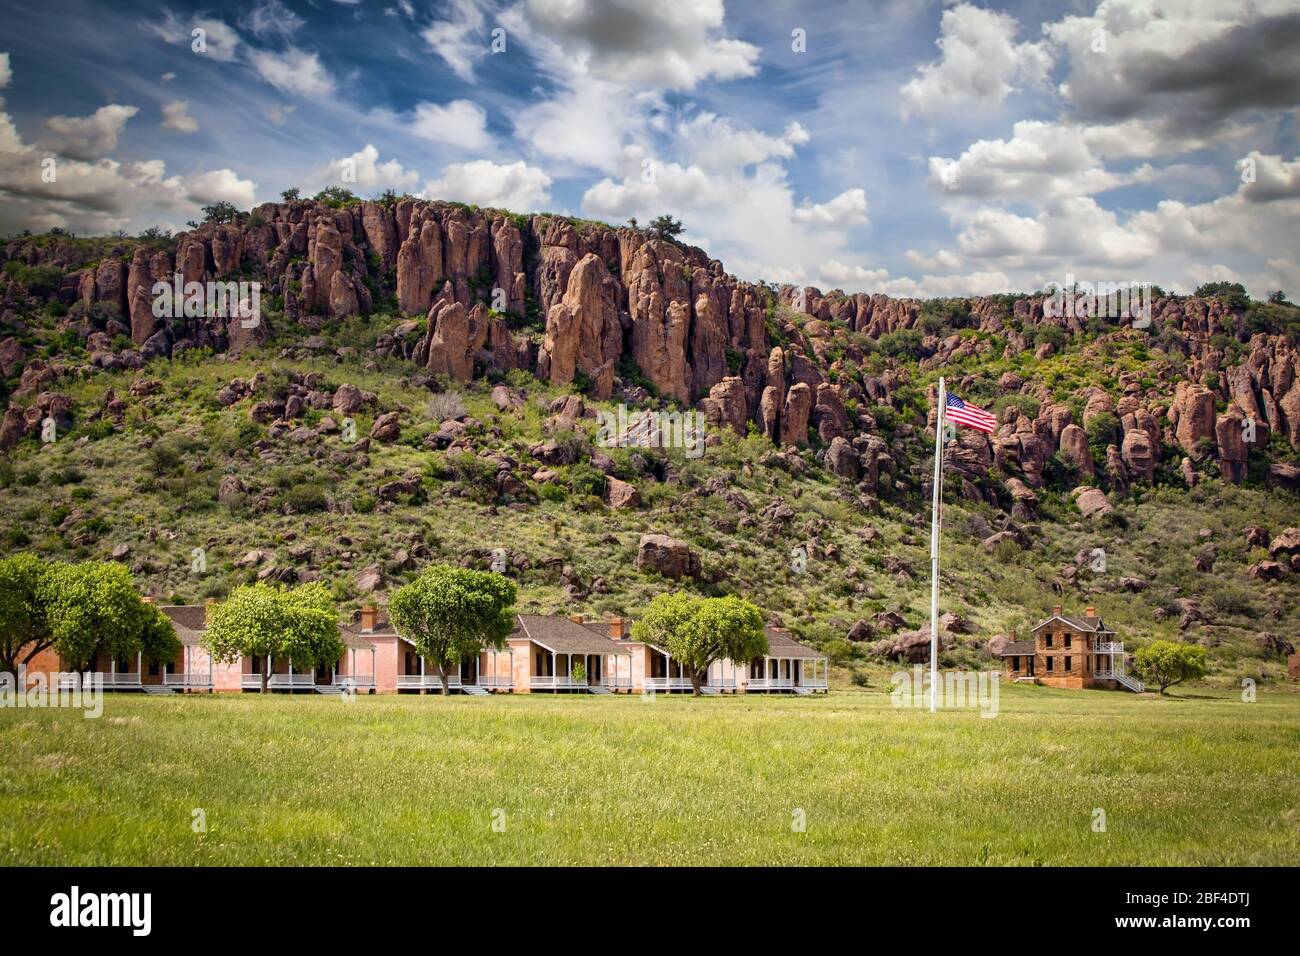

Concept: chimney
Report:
left=1085, top=605, right=1096, bottom=618
left=568, top=613, right=585, bottom=625
left=1051, top=605, right=1063, bottom=617
left=1009, top=628, right=1016, bottom=640
left=608, top=617, right=625, bottom=640
left=360, top=605, right=378, bottom=633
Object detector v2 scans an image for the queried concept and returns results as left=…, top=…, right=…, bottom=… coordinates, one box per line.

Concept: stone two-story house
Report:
left=999, top=605, right=1144, bottom=692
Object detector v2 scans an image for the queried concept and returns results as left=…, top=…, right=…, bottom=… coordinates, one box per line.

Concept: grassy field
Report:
left=1, top=683, right=1297, bottom=866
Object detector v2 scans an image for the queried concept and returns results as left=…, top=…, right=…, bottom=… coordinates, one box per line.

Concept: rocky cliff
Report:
left=3, top=198, right=1300, bottom=506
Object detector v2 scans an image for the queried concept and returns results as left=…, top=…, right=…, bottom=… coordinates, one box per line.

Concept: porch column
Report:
left=551, top=651, right=556, bottom=687
left=370, top=648, right=375, bottom=688
left=420, top=655, right=426, bottom=684
left=110, top=657, right=116, bottom=683
left=136, top=651, right=141, bottom=682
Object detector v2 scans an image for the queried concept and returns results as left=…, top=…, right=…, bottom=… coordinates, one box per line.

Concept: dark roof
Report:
left=513, top=615, right=631, bottom=656
left=764, top=627, right=826, bottom=660
left=999, top=640, right=1035, bottom=656
left=160, top=605, right=207, bottom=645
left=1032, top=613, right=1114, bottom=634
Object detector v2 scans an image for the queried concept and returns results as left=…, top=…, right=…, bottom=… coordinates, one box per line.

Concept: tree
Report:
left=201, top=201, right=240, bottom=225
left=313, top=186, right=358, bottom=208
left=205, top=583, right=342, bottom=692
left=43, top=562, right=180, bottom=673
left=388, top=565, right=517, bottom=695
left=0, top=553, right=54, bottom=675
left=648, top=214, right=684, bottom=241
left=1133, top=640, right=1208, bottom=695
left=280, top=187, right=301, bottom=202
left=632, top=593, right=767, bottom=696
left=1267, top=290, right=1286, bottom=304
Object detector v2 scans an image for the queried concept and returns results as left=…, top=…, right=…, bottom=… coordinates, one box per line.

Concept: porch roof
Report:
left=764, top=627, right=826, bottom=660
left=160, top=605, right=207, bottom=645
left=998, top=640, right=1035, bottom=656
left=513, top=614, right=632, bottom=657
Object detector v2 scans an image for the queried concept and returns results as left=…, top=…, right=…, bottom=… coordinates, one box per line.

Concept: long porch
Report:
left=396, top=647, right=515, bottom=693
left=240, top=647, right=378, bottom=693
left=643, top=647, right=739, bottom=693
left=526, top=647, right=632, bottom=693
left=747, top=656, right=830, bottom=693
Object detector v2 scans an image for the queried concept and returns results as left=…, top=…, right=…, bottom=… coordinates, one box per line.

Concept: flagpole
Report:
left=930, top=376, right=945, bottom=712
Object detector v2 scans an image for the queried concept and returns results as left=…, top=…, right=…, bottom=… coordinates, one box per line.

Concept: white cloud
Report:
left=0, top=53, right=11, bottom=90
left=1043, top=1, right=1300, bottom=128
left=421, top=0, right=486, bottom=82
left=900, top=3, right=1051, bottom=118
left=792, top=188, right=869, bottom=226
left=425, top=159, right=553, bottom=211
left=676, top=113, right=808, bottom=171
left=161, top=100, right=199, bottom=133
left=241, top=0, right=305, bottom=39
left=248, top=47, right=335, bottom=97
left=0, top=103, right=255, bottom=234
left=409, top=100, right=492, bottom=151
left=1239, top=151, right=1300, bottom=203
left=41, top=104, right=139, bottom=160
left=173, top=168, right=258, bottom=208
left=522, top=0, right=759, bottom=91
left=513, top=80, right=659, bottom=174
left=144, top=11, right=242, bottom=63
left=314, top=144, right=420, bottom=192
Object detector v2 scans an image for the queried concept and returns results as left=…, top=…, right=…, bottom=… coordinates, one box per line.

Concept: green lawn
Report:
left=1, top=684, right=1297, bottom=865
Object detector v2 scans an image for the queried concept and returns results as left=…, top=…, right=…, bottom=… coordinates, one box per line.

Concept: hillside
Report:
left=1, top=197, right=1298, bottom=686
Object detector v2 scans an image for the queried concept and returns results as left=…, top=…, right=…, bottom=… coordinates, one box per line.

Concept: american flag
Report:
left=945, top=392, right=997, bottom=433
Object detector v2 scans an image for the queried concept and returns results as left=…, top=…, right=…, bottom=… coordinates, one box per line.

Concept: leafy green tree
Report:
left=1133, top=640, right=1208, bottom=695
left=205, top=583, right=342, bottom=692
left=388, top=565, right=517, bottom=694
left=632, top=593, right=767, bottom=696
left=1267, top=290, right=1286, bottom=304
left=313, top=186, right=358, bottom=208
left=0, top=553, right=54, bottom=675
left=280, top=187, right=301, bottom=202
left=201, top=201, right=240, bottom=224
left=648, top=214, right=684, bottom=241
left=44, top=562, right=180, bottom=673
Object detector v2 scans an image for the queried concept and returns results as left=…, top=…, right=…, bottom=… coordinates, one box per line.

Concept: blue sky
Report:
left=0, top=0, right=1297, bottom=297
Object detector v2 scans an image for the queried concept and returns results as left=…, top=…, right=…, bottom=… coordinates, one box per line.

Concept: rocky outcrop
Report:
left=538, top=253, right=622, bottom=398
left=698, top=376, right=748, bottom=435
left=635, top=534, right=700, bottom=579
left=1170, top=381, right=1217, bottom=457
left=1057, top=423, right=1094, bottom=477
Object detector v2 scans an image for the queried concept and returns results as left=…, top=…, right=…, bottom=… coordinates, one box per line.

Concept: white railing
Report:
left=1094, top=642, right=1124, bottom=654
left=643, top=677, right=696, bottom=692
left=163, top=672, right=213, bottom=688
left=333, top=674, right=376, bottom=688
left=396, top=673, right=462, bottom=690
left=476, top=675, right=514, bottom=689
left=240, top=673, right=319, bottom=690
left=1115, top=673, right=1145, bottom=693
left=747, top=677, right=797, bottom=690
left=528, top=675, right=630, bottom=690
left=59, top=671, right=141, bottom=689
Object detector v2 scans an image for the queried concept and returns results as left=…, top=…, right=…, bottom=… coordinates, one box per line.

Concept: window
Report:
left=1045, top=634, right=1053, bottom=649
left=1012, top=656, right=1020, bottom=672
left=1065, top=656, right=1072, bottom=672
left=1065, top=634, right=1072, bottom=648
left=1046, top=656, right=1054, bottom=672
